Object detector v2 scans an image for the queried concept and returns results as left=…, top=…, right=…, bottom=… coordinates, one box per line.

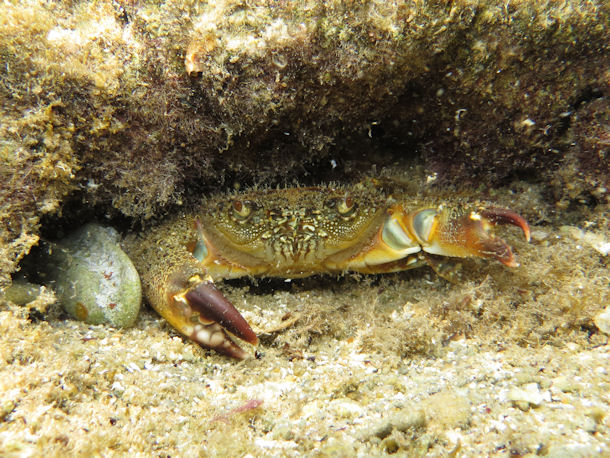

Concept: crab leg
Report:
left=170, top=274, right=258, bottom=359
left=402, top=206, right=530, bottom=267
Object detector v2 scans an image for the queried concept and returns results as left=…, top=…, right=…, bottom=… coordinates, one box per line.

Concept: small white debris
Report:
left=329, top=398, right=364, bottom=419
left=560, top=226, right=609, bottom=256
left=597, top=242, right=610, bottom=256
left=529, top=228, right=550, bottom=242
left=521, top=118, right=536, bottom=127
left=507, top=383, right=550, bottom=410
left=125, top=362, right=141, bottom=373
left=455, top=108, right=467, bottom=120
left=111, top=381, right=125, bottom=393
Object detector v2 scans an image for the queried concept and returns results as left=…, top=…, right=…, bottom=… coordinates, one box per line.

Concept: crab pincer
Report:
left=414, top=206, right=531, bottom=267
left=172, top=275, right=258, bottom=359
left=474, top=208, right=531, bottom=266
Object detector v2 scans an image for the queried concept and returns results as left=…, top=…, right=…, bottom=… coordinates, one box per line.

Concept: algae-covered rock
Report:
left=2, top=278, right=42, bottom=305
left=45, top=224, right=141, bottom=327
left=0, top=0, right=607, bottom=297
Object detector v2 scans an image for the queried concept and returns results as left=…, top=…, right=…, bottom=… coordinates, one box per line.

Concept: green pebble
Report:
left=47, top=223, right=141, bottom=327
left=2, top=279, right=42, bottom=305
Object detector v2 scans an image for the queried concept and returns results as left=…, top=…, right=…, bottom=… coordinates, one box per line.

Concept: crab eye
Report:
left=232, top=199, right=252, bottom=219
left=337, top=195, right=356, bottom=217
left=231, top=199, right=257, bottom=221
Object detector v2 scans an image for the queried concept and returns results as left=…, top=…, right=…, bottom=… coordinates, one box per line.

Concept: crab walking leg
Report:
left=399, top=206, right=530, bottom=266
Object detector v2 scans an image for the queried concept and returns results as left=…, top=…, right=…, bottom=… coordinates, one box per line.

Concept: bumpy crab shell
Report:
left=124, top=185, right=530, bottom=359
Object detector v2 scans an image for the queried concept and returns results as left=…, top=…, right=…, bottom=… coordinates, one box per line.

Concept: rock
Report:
left=2, top=279, right=42, bottom=305
left=593, top=306, right=610, bottom=335
left=45, top=224, right=141, bottom=327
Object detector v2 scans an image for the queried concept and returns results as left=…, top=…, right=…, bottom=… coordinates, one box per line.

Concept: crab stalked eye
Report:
left=232, top=199, right=252, bottom=220
left=337, top=195, right=356, bottom=217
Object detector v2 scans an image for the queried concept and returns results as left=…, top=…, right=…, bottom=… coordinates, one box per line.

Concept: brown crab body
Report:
left=124, top=185, right=530, bottom=359
left=198, top=187, right=390, bottom=278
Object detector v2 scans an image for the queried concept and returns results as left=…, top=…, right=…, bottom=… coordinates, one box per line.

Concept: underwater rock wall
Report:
left=1, top=0, right=607, bottom=287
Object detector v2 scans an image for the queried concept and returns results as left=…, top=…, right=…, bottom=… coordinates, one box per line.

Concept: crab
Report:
left=124, top=185, right=530, bottom=359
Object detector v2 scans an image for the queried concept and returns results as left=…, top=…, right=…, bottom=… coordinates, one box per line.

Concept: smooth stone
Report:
left=46, top=223, right=141, bottom=327
left=593, top=306, right=610, bottom=335
left=2, top=279, right=42, bottom=305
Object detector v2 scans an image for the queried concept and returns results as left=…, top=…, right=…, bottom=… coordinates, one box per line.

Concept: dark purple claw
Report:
left=184, top=280, right=258, bottom=346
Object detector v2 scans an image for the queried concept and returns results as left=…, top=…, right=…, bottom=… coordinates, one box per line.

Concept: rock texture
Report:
left=0, top=2, right=607, bottom=454
left=1, top=0, right=607, bottom=286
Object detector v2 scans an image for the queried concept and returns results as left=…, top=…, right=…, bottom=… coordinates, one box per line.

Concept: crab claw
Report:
left=478, top=208, right=531, bottom=242
left=168, top=274, right=258, bottom=359
left=407, top=206, right=530, bottom=267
